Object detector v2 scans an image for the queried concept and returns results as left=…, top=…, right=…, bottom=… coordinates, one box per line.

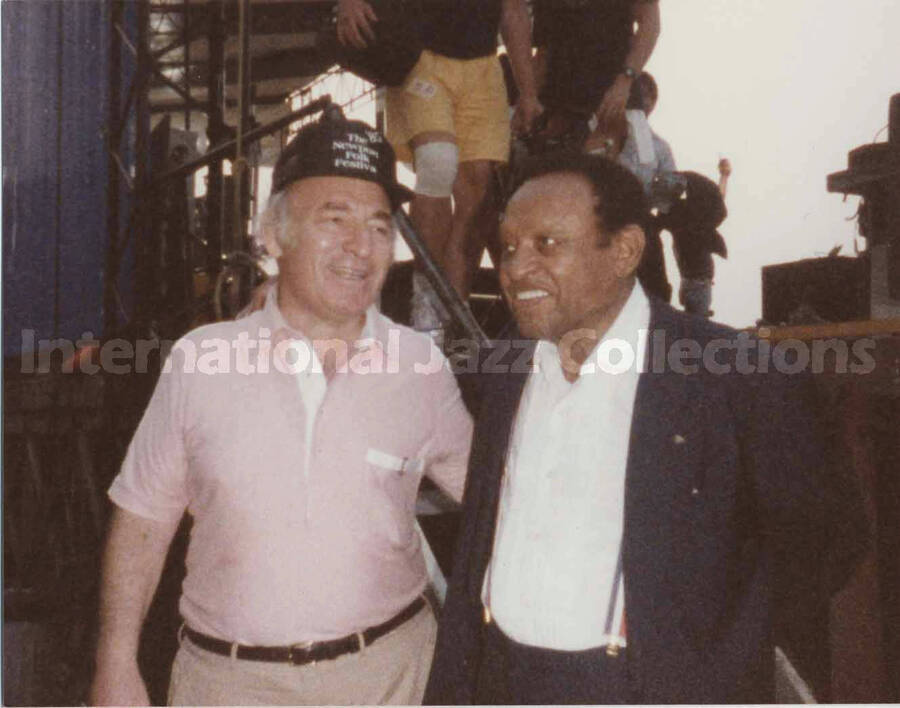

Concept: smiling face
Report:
left=499, top=172, right=643, bottom=345
left=264, top=176, right=394, bottom=339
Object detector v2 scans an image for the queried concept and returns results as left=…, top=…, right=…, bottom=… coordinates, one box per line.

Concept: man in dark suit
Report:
left=424, top=152, right=864, bottom=704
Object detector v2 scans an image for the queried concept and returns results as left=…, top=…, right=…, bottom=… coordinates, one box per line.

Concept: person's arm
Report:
left=532, top=47, right=548, bottom=98
left=500, top=0, right=543, bottom=135
left=336, top=0, right=377, bottom=49
left=237, top=276, right=276, bottom=318
left=90, top=507, right=181, bottom=706
left=718, top=158, right=732, bottom=199
left=92, top=340, right=190, bottom=705
left=422, top=358, right=474, bottom=504
left=530, top=0, right=550, bottom=98
left=594, top=0, right=660, bottom=125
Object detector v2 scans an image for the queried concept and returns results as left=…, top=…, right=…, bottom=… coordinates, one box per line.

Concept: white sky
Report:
left=647, top=0, right=900, bottom=326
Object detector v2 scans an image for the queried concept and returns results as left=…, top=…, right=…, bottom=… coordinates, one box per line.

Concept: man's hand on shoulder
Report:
left=237, top=276, right=276, bottom=318
left=336, top=0, right=378, bottom=49
left=583, top=113, right=627, bottom=157
left=90, top=659, right=150, bottom=707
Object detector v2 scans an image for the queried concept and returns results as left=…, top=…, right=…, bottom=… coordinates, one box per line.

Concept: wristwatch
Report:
left=621, top=66, right=639, bottom=80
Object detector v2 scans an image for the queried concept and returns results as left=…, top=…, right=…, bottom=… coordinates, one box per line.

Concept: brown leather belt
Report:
left=181, top=596, right=426, bottom=665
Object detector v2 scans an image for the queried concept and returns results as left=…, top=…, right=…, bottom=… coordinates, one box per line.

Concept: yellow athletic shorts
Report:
left=385, top=49, right=511, bottom=165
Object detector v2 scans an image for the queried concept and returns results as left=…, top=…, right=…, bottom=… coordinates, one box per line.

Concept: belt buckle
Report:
left=605, top=638, right=625, bottom=658
left=605, top=643, right=620, bottom=658
left=288, top=640, right=316, bottom=666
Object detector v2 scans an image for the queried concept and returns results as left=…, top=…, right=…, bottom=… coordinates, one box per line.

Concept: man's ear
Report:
left=260, top=221, right=283, bottom=260
left=613, top=224, right=645, bottom=278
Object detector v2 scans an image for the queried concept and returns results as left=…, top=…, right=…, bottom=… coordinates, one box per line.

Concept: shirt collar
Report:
left=534, top=283, right=651, bottom=381
left=262, top=285, right=381, bottom=352
left=598, top=281, right=650, bottom=366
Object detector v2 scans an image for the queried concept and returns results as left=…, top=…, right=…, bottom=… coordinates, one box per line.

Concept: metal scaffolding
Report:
left=104, top=0, right=339, bottom=339
left=104, top=0, right=489, bottom=344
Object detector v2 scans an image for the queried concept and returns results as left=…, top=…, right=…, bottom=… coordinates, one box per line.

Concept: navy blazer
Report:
left=425, top=300, right=865, bottom=704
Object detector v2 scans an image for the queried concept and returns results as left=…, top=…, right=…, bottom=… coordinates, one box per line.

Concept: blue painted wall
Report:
left=3, top=1, right=112, bottom=356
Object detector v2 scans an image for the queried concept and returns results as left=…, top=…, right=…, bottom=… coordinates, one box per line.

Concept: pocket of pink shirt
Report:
left=365, top=447, right=424, bottom=549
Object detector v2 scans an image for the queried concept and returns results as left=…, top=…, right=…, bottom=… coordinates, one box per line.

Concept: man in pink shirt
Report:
left=90, top=115, right=473, bottom=706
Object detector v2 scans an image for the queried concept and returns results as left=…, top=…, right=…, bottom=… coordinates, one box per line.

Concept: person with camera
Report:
left=581, top=70, right=675, bottom=303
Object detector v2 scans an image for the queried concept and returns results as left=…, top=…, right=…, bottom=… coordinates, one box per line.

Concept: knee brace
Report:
left=413, top=142, right=459, bottom=198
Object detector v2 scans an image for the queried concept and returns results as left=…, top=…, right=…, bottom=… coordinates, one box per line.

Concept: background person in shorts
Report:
left=339, top=0, right=542, bottom=340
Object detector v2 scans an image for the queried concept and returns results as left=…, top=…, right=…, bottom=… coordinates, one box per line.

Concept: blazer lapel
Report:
left=623, top=301, right=697, bottom=633
left=627, top=300, right=693, bottom=497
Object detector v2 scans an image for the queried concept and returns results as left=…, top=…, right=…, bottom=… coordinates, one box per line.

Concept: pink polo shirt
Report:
left=109, top=293, right=472, bottom=644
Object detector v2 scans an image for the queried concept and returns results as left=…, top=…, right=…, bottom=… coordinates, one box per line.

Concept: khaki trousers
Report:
left=167, top=604, right=437, bottom=706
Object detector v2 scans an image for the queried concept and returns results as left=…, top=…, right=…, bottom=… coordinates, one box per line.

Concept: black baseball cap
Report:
left=271, top=114, right=413, bottom=210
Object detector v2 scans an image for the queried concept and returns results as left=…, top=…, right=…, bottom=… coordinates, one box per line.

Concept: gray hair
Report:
left=254, top=189, right=295, bottom=252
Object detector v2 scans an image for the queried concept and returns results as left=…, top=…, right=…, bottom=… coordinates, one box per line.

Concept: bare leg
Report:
left=410, top=195, right=452, bottom=263
left=408, top=132, right=456, bottom=333
left=444, top=159, right=494, bottom=301
left=409, top=132, right=456, bottom=262
left=469, top=173, right=503, bottom=274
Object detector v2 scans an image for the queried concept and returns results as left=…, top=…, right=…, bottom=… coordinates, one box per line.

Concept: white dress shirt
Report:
left=483, top=284, right=650, bottom=651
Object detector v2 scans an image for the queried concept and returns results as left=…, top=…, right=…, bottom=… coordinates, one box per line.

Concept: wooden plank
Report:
left=752, top=318, right=900, bottom=342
